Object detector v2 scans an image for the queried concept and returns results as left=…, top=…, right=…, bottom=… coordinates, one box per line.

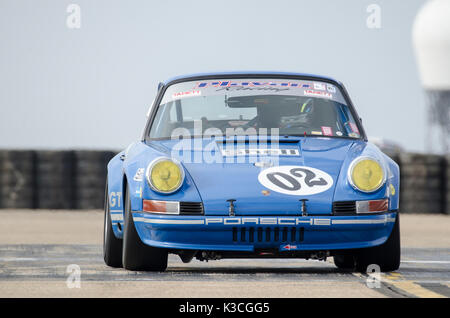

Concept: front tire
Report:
left=355, top=213, right=401, bottom=272
left=122, top=185, right=168, bottom=271
left=103, top=184, right=123, bottom=268
left=333, top=254, right=355, bottom=270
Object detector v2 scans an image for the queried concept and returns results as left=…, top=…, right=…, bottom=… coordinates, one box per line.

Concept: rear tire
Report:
left=103, top=184, right=123, bottom=268
left=355, top=213, right=401, bottom=272
left=122, top=185, right=168, bottom=271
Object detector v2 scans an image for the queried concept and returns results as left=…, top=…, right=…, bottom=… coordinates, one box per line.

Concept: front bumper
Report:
left=132, top=212, right=397, bottom=252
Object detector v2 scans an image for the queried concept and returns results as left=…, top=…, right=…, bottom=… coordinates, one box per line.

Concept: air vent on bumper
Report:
left=232, top=227, right=304, bottom=243
left=333, top=201, right=357, bottom=215
left=179, top=202, right=204, bottom=215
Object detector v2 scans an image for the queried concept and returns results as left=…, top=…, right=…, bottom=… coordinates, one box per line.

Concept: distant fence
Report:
left=0, top=150, right=449, bottom=213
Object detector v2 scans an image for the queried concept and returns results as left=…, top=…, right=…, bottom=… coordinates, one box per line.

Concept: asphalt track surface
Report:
left=0, top=210, right=449, bottom=298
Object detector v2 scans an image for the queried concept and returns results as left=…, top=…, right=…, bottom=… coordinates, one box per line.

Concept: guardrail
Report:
left=0, top=150, right=449, bottom=213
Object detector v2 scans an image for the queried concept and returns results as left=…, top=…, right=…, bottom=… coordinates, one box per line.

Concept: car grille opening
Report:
left=232, top=227, right=305, bottom=243
left=179, top=202, right=204, bottom=215
left=333, top=201, right=357, bottom=215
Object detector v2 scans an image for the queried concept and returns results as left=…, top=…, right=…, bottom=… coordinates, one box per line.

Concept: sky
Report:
left=0, top=0, right=429, bottom=151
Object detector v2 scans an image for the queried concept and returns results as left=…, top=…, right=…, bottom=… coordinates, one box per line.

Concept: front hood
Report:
left=156, top=137, right=356, bottom=215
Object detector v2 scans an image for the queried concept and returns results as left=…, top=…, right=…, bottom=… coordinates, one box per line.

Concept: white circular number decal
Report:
left=258, top=166, right=333, bottom=195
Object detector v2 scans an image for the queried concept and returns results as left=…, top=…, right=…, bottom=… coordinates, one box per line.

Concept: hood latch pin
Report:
left=300, top=199, right=308, bottom=216
left=227, top=199, right=236, bottom=217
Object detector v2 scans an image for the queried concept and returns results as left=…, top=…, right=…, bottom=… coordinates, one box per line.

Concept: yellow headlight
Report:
left=148, top=159, right=184, bottom=193
left=350, top=158, right=385, bottom=192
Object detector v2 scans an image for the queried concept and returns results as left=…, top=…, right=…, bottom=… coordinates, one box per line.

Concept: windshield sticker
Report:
left=258, top=165, right=333, bottom=196
left=311, top=131, right=323, bottom=135
left=303, top=89, right=332, bottom=99
left=196, top=81, right=307, bottom=88
left=160, top=79, right=347, bottom=105
left=321, top=126, right=333, bottom=136
left=216, top=86, right=290, bottom=93
left=313, top=82, right=326, bottom=90
left=172, top=90, right=201, bottom=99
left=326, top=84, right=336, bottom=93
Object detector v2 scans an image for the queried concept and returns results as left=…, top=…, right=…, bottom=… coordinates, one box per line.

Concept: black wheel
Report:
left=122, top=185, right=168, bottom=271
left=103, top=184, right=123, bottom=268
left=333, top=254, right=355, bottom=270
left=355, top=213, right=401, bottom=272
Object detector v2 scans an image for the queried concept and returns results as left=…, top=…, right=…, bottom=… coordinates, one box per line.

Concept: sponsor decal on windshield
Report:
left=172, top=90, right=201, bottom=99
left=326, top=84, right=336, bottom=93
left=321, top=126, right=333, bottom=136
left=304, top=90, right=333, bottom=99
left=195, top=81, right=308, bottom=88
left=313, top=82, right=326, bottom=90
left=161, top=79, right=347, bottom=105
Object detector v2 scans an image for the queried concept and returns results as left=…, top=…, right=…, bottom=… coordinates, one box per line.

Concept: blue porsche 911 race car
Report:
left=103, top=72, right=400, bottom=272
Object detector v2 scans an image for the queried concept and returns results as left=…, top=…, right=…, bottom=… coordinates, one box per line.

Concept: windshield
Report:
left=149, top=78, right=362, bottom=139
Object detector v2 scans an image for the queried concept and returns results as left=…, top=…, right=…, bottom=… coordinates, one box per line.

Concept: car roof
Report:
left=162, top=71, right=342, bottom=86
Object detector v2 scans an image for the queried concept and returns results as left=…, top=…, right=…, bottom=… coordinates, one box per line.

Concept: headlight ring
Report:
left=146, top=157, right=185, bottom=194
left=347, top=156, right=386, bottom=193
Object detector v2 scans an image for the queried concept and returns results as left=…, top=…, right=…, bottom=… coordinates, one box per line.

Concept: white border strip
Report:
left=134, top=217, right=205, bottom=225
left=111, top=214, right=123, bottom=221
left=133, top=216, right=395, bottom=226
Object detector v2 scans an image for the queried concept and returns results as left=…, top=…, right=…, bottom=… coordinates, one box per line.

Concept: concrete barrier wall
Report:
left=0, top=150, right=449, bottom=213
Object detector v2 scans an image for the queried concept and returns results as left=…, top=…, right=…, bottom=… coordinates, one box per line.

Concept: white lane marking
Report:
left=401, top=260, right=450, bottom=264
left=0, top=257, right=38, bottom=261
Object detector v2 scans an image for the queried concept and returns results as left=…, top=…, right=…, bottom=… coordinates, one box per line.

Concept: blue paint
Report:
left=105, top=72, right=400, bottom=255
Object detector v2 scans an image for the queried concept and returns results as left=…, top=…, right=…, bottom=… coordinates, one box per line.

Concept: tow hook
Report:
left=197, top=251, right=222, bottom=262
left=309, top=251, right=329, bottom=261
